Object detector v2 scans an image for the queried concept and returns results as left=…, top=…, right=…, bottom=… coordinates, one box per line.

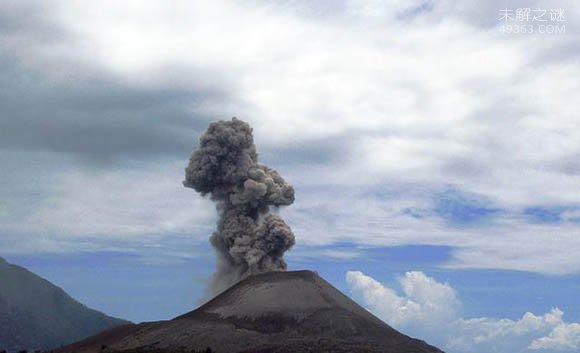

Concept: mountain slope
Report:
left=0, top=256, right=129, bottom=352
left=62, top=270, right=444, bottom=353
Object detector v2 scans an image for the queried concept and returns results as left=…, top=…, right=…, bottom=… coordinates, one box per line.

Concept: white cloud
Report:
left=346, top=270, right=458, bottom=327
left=451, top=310, right=564, bottom=352
left=530, top=322, right=580, bottom=351
left=41, top=0, right=578, bottom=188
left=561, top=209, right=580, bottom=222
left=346, top=270, right=580, bottom=353
left=28, top=161, right=214, bottom=238
left=0, top=153, right=216, bottom=255
left=285, top=185, right=580, bottom=275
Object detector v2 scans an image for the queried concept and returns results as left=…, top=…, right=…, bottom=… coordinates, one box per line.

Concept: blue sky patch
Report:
left=433, top=189, right=501, bottom=226
left=523, top=206, right=580, bottom=224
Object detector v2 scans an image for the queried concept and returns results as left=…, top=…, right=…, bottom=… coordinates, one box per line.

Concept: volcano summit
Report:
left=61, top=270, right=444, bottom=353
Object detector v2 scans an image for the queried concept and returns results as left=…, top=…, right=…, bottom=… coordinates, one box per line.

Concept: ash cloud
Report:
left=184, top=118, right=295, bottom=294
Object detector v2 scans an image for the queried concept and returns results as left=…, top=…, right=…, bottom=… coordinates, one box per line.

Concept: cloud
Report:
left=530, top=322, right=580, bottom=351
left=1, top=0, right=579, bottom=277
left=346, top=270, right=580, bottom=353
left=0, top=153, right=215, bottom=255
left=346, top=270, right=458, bottom=327
left=282, top=184, right=580, bottom=275
left=0, top=1, right=227, bottom=163
left=0, top=54, right=220, bottom=162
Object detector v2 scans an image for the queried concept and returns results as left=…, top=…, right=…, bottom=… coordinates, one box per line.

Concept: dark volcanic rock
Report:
left=0, top=256, right=129, bottom=352
left=60, top=270, right=444, bottom=353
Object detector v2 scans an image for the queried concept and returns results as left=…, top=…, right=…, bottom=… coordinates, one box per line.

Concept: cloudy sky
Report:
left=1, top=0, right=579, bottom=352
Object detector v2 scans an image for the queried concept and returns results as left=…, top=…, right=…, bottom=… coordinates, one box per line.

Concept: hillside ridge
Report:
left=0, top=256, right=129, bottom=352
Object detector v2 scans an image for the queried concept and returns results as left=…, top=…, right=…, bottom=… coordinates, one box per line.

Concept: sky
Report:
left=1, top=0, right=579, bottom=352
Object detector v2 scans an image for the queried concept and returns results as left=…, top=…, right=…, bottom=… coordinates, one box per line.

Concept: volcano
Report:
left=60, top=270, right=444, bottom=353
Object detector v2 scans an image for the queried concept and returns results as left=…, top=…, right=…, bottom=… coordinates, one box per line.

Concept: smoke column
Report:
left=184, top=118, right=296, bottom=294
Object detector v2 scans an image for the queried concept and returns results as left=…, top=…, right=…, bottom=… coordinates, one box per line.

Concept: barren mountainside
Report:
left=61, top=270, right=444, bottom=353
left=0, top=257, right=129, bottom=352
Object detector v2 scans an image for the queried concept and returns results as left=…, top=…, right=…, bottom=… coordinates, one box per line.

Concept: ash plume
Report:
left=184, top=118, right=296, bottom=294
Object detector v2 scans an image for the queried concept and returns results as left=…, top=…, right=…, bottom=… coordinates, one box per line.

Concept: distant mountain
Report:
left=60, top=270, right=444, bottom=353
left=0, top=256, right=130, bottom=352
